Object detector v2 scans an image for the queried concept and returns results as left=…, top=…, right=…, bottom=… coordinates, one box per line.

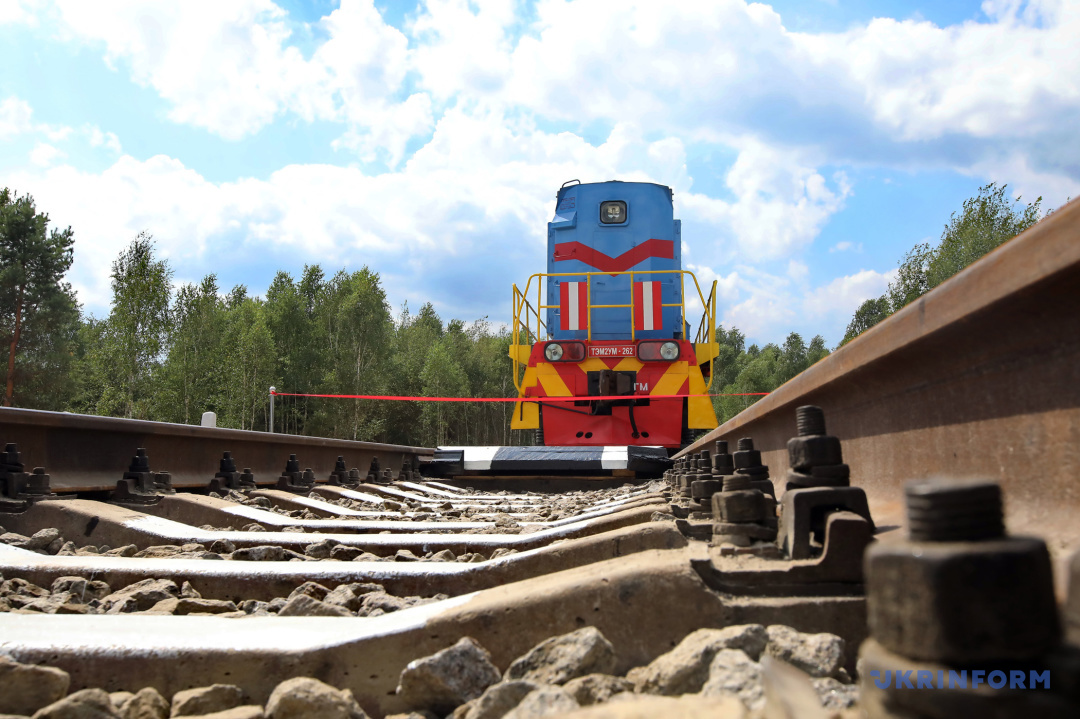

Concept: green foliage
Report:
left=928, top=183, right=1042, bottom=287
left=10, top=189, right=866, bottom=444
left=840, top=296, right=891, bottom=346
left=156, top=275, right=227, bottom=424
left=0, top=188, right=80, bottom=408
left=841, top=182, right=1047, bottom=346
left=91, top=232, right=174, bottom=419
left=710, top=328, right=829, bottom=424
left=220, top=291, right=275, bottom=431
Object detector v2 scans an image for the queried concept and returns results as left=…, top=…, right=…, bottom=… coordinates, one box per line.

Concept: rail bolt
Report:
left=712, top=489, right=766, bottom=524
left=711, top=441, right=735, bottom=476
left=865, top=479, right=1059, bottom=663
left=732, top=437, right=762, bottom=470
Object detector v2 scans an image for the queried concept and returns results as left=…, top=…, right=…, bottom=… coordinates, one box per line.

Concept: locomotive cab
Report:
left=510, top=180, right=720, bottom=449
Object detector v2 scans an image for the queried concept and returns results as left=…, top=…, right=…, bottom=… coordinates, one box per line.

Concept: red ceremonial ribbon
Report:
left=270, top=391, right=769, bottom=402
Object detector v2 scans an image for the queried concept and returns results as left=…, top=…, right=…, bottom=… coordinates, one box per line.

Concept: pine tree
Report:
left=0, top=189, right=79, bottom=408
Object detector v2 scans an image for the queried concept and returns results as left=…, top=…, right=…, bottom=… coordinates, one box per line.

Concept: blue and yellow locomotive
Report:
left=510, top=180, right=719, bottom=449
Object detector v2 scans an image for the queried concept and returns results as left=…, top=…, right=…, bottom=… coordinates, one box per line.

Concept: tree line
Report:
left=839, top=183, right=1054, bottom=345
left=1, top=191, right=514, bottom=446
left=2, top=183, right=1057, bottom=444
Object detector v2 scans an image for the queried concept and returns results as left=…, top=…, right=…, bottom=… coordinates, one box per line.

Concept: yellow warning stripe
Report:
left=535, top=362, right=572, bottom=396
left=650, top=361, right=688, bottom=396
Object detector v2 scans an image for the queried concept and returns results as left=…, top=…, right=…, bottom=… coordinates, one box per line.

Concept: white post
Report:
left=200, top=411, right=216, bottom=428
left=269, top=386, right=276, bottom=433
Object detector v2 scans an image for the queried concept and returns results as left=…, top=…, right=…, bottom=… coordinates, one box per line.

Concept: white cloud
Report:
left=678, top=139, right=851, bottom=259
left=787, top=260, right=809, bottom=284
left=29, top=142, right=65, bottom=166
left=87, top=126, right=123, bottom=154
left=1, top=94, right=130, bottom=172
left=682, top=261, right=896, bottom=345
left=803, top=268, right=896, bottom=319
left=12, top=0, right=425, bottom=151
left=5, top=110, right=710, bottom=320
left=0, top=96, right=34, bottom=137
left=409, top=0, right=517, bottom=101
left=493, top=0, right=1080, bottom=190
left=0, top=0, right=37, bottom=25
left=967, top=151, right=1080, bottom=210
left=9, top=0, right=1078, bottom=195
left=5, top=0, right=1078, bottom=345
left=805, top=2, right=1080, bottom=143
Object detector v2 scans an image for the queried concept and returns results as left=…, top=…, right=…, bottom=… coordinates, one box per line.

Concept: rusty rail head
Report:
left=0, top=407, right=433, bottom=492
left=678, top=197, right=1080, bottom=554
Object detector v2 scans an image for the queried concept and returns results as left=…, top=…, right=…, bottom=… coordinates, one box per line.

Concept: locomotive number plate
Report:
left=588, top=345, right=636, bottom=357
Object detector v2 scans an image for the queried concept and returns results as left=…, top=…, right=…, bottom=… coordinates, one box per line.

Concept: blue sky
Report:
left=1, top=0, right=1076, bottom=348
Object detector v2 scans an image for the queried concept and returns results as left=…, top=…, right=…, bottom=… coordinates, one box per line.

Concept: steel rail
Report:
left=0, top=407, right=433, bottom=492
left=679, top=197, right=1080, bottom=561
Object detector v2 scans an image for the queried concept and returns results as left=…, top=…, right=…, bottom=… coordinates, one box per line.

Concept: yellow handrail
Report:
left=511, top=270, right=718, bottom=392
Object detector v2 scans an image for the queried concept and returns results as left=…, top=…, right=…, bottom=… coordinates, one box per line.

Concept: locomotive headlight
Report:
left=637, top=340, right=682, bottom=361
left=545, top=343, right=564, bottom=361
left=599, top=201, right=627, bottom=224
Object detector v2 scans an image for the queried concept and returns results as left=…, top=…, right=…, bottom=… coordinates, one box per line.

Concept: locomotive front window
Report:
left=599, top=201, right=627, bottom=224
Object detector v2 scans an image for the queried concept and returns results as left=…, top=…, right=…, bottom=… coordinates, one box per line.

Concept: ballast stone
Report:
left=628, top=624, right=767, bottom=696
left=504, top=627, right=617, bottom=685
left=117, top=687, right=169, bottom=719
left=562, top=674, right=634, bottom=706
left=102, top=579, right=181, bottom=613
left=181, top=707, right=264, bottom=719
left=171, top=684, right=244, bottom=717
left=555, top=694, right=747, bottom=719
left=763, top=625, right=845, bottom=678
left=25, top=527, right=62, bottom=551
left=277, top=593, right=352, bottom=617
left=32, top=687, right=119, bottom=719
left=148, top=598, right=239, bottom=616
left=0, top=655, right=71, bottom=716
left=810, top=677, right=859, bottom=710
left=397, top=637, right=501, bottom=714
left=108, top=692, right=134, bottom=711
left=462, top=680, right=540, bottom=719
left=286, top=582, right=330, bottom=602
left=699, top=649, right=764, bottom=710
left=265, top=677, right=368, bottom=719
left=51, top=576, right=111, bottom=601
left=231, top=546, right=284, bottom=562
left=501, top=686, right=579, bottom=719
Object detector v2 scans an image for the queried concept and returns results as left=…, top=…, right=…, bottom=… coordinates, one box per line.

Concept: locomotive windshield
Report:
left=599, top=201, right=626, bottom=224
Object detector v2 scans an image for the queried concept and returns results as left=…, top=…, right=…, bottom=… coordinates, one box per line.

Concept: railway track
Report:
left=1, top=198, right=1078, bottom=719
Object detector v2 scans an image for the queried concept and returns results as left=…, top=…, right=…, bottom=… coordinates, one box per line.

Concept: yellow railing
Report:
left=511, top=270, right=717, bottom=392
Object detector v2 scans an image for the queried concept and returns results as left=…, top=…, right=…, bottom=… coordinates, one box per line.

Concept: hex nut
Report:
left=865, top=537, right=1060, bottom=664
left=712, top=490, right=766, bottom=523
left=732, top=449, right=762, bottom=470
left=691, top=479, right=723, bottom=501
left=787, top=435, right=842, bottom=471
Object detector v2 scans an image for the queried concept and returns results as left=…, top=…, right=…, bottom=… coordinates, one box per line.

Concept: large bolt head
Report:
left=865, top=537, right=1060, bottom=663
left=712, top=453, right=735, bottom=474
left=857, top=638, right=1079, bottom=719
left=712, top=489, right=767, bottom=523
left=691, top=478, right=723, bottom=501
left=733, top=449, right=762, bottom=469
left=787, top=435, right=842, bottom=471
